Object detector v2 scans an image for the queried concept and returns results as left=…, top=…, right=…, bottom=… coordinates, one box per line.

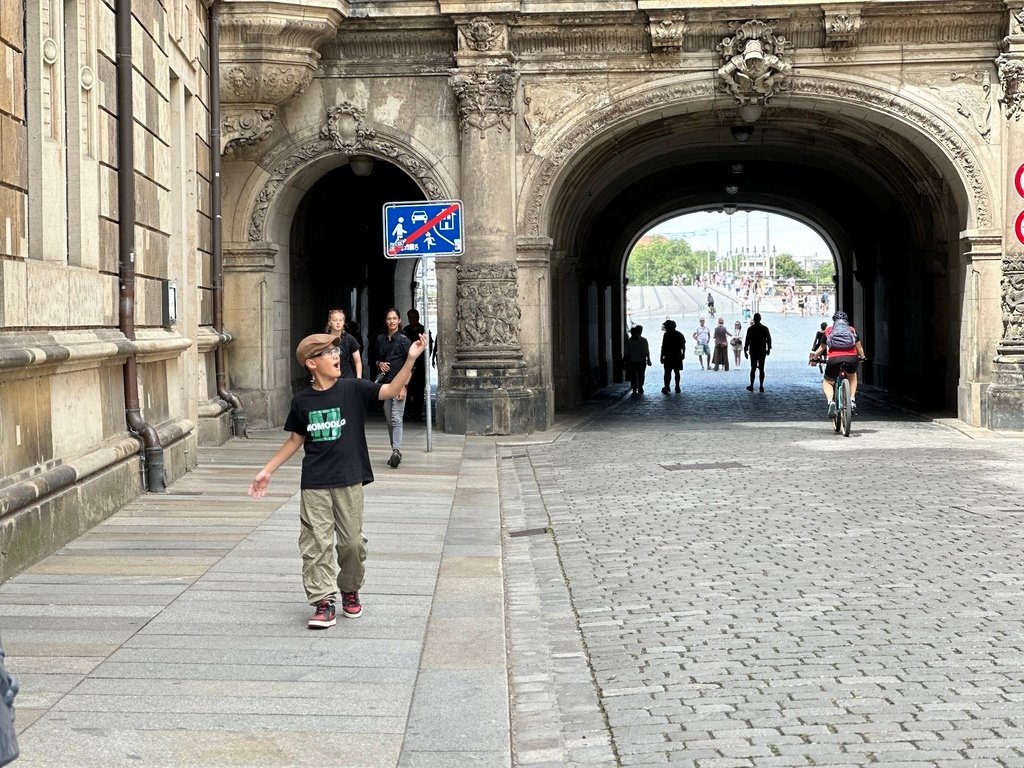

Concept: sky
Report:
left=645, top=211, right=830, bottom=262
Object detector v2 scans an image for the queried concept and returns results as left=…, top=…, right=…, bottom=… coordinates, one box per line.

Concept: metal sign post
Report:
left=384, top=200, right=463, bottom=452
left=420, top=258, right=433, bottom=452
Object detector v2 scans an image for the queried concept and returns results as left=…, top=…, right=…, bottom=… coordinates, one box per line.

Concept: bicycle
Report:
left=831, top=361, right=854, bottom=437
left=810, top=357, right=861, bottom=437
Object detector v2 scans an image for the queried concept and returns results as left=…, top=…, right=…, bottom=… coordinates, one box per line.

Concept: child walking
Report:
left=248, top=331, right=427, bottom=629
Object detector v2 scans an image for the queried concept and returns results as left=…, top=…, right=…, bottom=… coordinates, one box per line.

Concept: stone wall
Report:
left=0, top=1, right=222, bottom=581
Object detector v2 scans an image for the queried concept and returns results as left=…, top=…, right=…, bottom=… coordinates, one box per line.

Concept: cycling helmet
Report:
left=832, top=310, right=849, bottom=322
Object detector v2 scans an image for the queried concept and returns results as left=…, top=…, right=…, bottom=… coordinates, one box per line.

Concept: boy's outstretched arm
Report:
left=379, top=335, right=427, bottom=400
left=248, top=432, right=304, bottom=499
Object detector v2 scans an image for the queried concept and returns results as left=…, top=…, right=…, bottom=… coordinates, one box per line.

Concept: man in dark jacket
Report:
left=743, top=313, right=773, bottom=393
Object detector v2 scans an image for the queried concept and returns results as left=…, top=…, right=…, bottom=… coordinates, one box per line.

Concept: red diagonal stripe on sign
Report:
left=388, top=203, right=460, bottom=256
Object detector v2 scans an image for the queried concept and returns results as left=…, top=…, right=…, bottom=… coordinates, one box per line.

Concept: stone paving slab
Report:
left=0, top=423, right=512, bottom=768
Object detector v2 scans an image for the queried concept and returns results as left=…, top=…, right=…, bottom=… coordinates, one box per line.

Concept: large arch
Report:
left=520, top=72, right=997, bottom=417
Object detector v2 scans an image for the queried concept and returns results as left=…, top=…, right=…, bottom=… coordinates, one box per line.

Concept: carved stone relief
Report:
left=321, top=102, right=377, bottom=154
left=522, top=81, right=603, bottom=153
left=222, top=108, right=275, bottom=155
left=825, top=11, right=861, bottom=50
left=459, top=17, right=504, bottom=52
left=996, top=54, right=1024, bottom=121
left=248, top=109, right=447, bottom=242
left=450, top=69, right=518, bottom=137
left=217, top=6, right=343, bottom=154
left=1002, top=255, right=1024, bottom=347
left=716, top=20, right=793, bottom=109
left=455, top=263, right=522, bottom=352
left=911, top=72, right=993, bottom=144
left=649, top=16, right=686, bottom=50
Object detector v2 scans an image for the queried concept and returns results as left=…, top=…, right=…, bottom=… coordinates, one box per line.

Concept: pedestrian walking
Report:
left=711, top=317, right=731, bottom=371
left=659, top=319, right=685, bottom=394
left=730, top=320, right=743, bottom=367
left=248, top=332, right=428, bottom=629
left=744, top=312, right=773, bottom=392
left=812, top=321, right=827, bottom=373
left=624, top=325, right=651, bottom=395
left=324, top=308, right=362, bottom=379
left=706, top=292, right=716, bottom=317
left=692, top=318, right=711, bottom=370
left=376, top=309, right=413, bottom=468
left=402, top=309, right=426, bottom=420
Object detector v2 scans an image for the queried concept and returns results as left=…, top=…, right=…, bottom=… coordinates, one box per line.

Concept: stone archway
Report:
left=222, top=103, right=457, bottom=428
left=517, top=71, right=1008, bottom=424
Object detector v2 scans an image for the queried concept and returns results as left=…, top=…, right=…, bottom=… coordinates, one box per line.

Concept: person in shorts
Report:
left=248, top=331, right=427, bottom=629
left=810, top=311, right=866, bottom=415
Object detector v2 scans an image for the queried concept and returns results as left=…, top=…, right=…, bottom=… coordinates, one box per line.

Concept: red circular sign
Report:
left=1015, top=164, right=1024, bottom=198
left=1016, top=210, right=1024, bottom=245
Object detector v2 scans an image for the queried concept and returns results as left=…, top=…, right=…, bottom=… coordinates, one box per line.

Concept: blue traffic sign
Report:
left=383, top=200, right=464, bottom=259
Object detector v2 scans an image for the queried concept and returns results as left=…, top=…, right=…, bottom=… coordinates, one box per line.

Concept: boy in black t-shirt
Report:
left=248, top=332, right=426, bottom=629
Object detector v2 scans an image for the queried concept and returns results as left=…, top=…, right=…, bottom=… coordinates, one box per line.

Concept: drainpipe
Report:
left=209, top=2, right=247, bottom=438
left=117, top=0, right=165, bottom=492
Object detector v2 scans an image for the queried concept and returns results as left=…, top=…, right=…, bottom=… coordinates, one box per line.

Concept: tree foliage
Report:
left=627, top=238, right=836, bottom=286
left=626, top=237, right=702, bottom=286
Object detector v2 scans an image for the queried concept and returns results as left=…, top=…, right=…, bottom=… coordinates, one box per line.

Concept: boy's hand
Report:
left=248, top=470, right=271, bottom=499
left=409, top=334, right=427, bottom=359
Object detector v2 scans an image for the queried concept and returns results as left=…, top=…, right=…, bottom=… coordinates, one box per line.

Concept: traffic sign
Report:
left=383, top=200, right=463, bottom=259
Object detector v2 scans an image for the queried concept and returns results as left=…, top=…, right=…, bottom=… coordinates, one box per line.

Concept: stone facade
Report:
left=5, top=0, right=1024, bottom=577
left=0, top=1, right=218, bottom=580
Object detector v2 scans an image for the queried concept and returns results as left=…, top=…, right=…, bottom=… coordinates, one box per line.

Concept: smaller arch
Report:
left=236, top=114, right=458, bottom=245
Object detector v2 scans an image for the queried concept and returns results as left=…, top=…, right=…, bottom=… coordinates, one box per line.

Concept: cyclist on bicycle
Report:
left=809, top=310, right=866, bottom=416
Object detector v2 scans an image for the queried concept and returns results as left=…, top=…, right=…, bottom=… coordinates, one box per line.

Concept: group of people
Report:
left=247, top=306, right=432, bottom=631
left=624, top=313, right=774, bottom=394
left=627, top=309, right=864, bottom=408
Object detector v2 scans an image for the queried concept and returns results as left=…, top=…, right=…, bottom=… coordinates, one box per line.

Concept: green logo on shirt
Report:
left=307, top=407, right=345, bottom=442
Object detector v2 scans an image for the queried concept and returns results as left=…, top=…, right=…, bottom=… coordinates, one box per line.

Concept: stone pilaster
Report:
left=989, top=14, right=1024, bottom=429
left=221, top=241, right=286, bottom=428
left=443, top=18, right=537, bottom=434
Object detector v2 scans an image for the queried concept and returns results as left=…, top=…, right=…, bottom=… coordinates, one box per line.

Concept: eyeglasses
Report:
left=313, top=347, right=340, bottom=359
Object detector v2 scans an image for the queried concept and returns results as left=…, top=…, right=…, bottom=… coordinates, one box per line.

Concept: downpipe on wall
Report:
left=117, top=0, right=165, bottom=492
left=209, top=2, right=247, bottom=438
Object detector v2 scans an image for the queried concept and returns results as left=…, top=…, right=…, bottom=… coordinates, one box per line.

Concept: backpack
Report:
left=827, top=319, right=856, bottom=350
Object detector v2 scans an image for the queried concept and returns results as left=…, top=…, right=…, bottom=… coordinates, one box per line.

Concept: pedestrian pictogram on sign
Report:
left=383, top=200, right=464, bottom=259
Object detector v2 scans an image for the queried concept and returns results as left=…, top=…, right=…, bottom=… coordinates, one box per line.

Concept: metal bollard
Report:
left=0, top=634, right=19, bottom=765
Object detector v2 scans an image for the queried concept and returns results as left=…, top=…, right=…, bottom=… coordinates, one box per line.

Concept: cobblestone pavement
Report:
left=501, top=314, right=1024, bottom=768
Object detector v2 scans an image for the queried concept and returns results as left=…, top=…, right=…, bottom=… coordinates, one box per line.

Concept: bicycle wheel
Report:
left=839, top=377, right=852, bottom=437
left=832, top=385, right=842, bottom=433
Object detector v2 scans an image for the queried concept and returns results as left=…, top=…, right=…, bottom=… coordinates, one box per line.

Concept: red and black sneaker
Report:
left=308, top=600, right=336, bottom=629
left=341, top=592, right=362, bottom=619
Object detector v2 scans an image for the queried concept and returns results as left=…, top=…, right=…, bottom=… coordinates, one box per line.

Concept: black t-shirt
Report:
left=337, top=333, right=360, bottom=379
left=376, top=332, right=411, bottom=383
left=284, top=379, right=382, bottom=489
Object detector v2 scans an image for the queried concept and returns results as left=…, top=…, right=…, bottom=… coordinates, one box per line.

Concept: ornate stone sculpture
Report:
left=716, top=20, right=793, bottom=110
left=450, top=69, right=519, bottom=137
left=824, top=11, right=860, bottom=49
left=649, top=16, right=686, bottom=49
left=321, top=102, right=377, bottom=154
left=222, top=109, right=275, bottom=155
left=1002, top=256, right=1024, bottom=348
left=996, top=54, right=1024, bottom=121
left=217, top=5, right=343, bottom=154
left=460, top=17, right=502, bottom=52
left=455, top=263, right=522, bottom=353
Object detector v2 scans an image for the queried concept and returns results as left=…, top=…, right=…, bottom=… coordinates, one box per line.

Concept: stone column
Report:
left=991, top=20, right=1024, bottom=430
left=516, top=236, right=554, bottom=430
left=442, top=18, right=537, bottom=434
left=957, top=232, right=1002, bottom=426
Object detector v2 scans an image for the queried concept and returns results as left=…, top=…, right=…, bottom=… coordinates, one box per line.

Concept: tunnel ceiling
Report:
left=549, top=107, right=954, bottom=278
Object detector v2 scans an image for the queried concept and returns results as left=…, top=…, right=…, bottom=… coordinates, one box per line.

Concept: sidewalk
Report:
left=0, top=424, right=510, bottom=768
